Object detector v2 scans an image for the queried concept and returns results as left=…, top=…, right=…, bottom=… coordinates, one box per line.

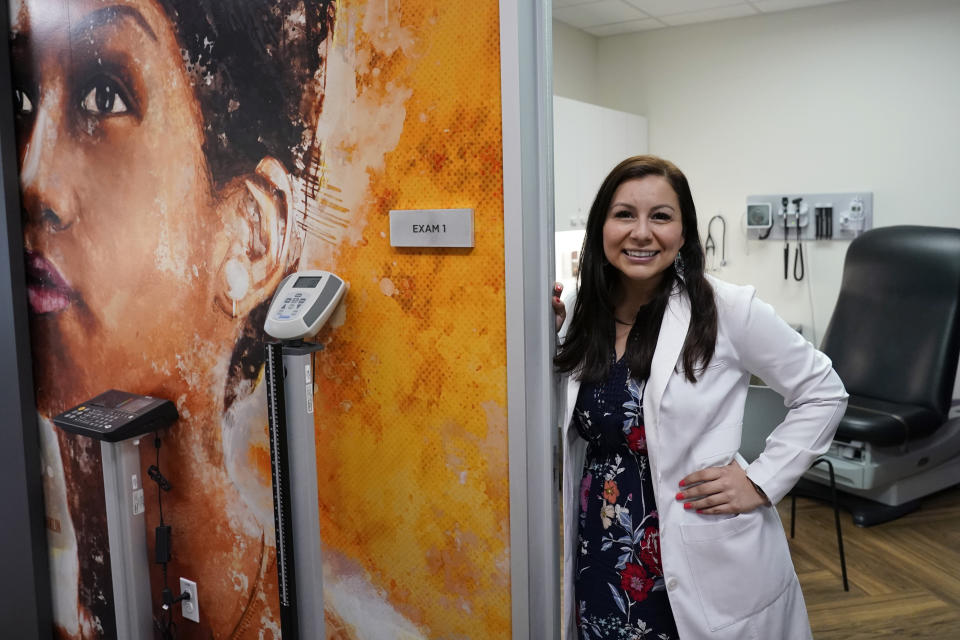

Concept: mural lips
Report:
left=25, top=250, right=74, bottom=314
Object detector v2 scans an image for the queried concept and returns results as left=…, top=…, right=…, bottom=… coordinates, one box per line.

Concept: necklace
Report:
left=615, top=317, right=634, bottom=326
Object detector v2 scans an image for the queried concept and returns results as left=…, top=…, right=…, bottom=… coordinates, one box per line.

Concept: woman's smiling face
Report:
left=602, top=175, right=685, bottom=295
left=12, top=0, right=222, bottom=410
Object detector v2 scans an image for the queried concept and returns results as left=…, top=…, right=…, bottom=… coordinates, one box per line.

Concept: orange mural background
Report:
left=285, top=0, right=509, bottom=637
left=11, top=0, right=509, bottom=635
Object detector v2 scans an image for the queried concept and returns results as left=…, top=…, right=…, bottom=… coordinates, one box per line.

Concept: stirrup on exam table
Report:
left=741, top=386, right=849, bottom=590
left=806, top=226, right=960, bottom=526
left=789, top=459, right=848, bottom=591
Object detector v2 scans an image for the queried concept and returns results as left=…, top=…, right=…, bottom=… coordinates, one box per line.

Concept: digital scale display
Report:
left=293, top=276, right=322, bottom=288
left=116, top=396, right=153, bottom=413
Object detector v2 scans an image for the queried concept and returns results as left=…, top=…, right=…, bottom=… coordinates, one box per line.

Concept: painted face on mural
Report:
left=11, top=0, right=294, bottom=413
left=11, top=1, right=315, bottom=637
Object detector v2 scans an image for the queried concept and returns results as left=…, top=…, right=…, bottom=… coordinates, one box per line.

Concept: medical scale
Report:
left=53, top=390, right=180, bottom=640
left=264, top=270, right=347, bottom=639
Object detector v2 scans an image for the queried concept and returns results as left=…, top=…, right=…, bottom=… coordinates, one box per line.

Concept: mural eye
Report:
left=80, top=78, right=129, bottom=115
left=14, top=88, right=33, bottom=115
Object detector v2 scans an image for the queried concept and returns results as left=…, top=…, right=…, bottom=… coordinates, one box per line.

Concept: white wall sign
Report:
left=389, top=209, right=474, bottom=248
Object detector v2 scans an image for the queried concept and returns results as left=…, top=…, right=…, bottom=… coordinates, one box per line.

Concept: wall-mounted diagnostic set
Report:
left=53, top=390, right=179, bottom=640
left=746, top=192, right=873, bottom=242
left=263, top=270, right=348, bottom=639
left=745, top=192, right=874, bottom=281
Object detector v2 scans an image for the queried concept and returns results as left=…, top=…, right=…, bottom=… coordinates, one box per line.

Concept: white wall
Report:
left=561, top=0, right=960, bottom=346
left=552, top=19, right=600, bottom=103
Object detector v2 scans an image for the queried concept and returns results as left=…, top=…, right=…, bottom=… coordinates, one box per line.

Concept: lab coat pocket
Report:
left=692, top=422, right=741, bottom=469
left=679, top=508, right=792, bottom=630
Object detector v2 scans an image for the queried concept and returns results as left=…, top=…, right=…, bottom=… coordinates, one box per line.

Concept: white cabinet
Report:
left=552, top=97, right=648, bottom=233
left=553, top=97, right=647, bottom=292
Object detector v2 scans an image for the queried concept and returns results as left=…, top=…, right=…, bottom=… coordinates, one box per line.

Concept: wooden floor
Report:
left=778, top=485, right=960, bottom=639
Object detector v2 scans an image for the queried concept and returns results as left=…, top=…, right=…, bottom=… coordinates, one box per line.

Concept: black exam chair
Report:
left=798, top=225, right=960, bottom=526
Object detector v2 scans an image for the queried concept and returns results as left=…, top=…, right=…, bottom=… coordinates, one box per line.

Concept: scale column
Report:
left=100, top=438, right=153, bottom=639
left=282, top=347, right=325, bottom=637
left=266, top=340, right=326, bottom=640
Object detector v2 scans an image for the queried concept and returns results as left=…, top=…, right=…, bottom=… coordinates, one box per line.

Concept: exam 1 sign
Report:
left=413, top=223, right=445, bottom=233
left=389, top=209, right=475, bottom=248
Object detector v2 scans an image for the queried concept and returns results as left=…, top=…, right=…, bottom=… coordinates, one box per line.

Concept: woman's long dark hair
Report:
left=555, top=155, right=717, bottom=383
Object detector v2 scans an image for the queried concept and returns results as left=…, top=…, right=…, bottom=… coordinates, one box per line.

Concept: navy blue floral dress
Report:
left=573, top=355, right=679, bottom=640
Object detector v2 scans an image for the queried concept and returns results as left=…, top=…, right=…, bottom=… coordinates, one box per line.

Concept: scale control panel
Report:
left=278, top=291, right=308, bottom=317
left=53, top=390, right=179, bottom=442
left=265, top=270, right=347, bottom=340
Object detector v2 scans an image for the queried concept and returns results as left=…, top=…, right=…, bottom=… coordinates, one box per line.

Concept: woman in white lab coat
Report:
left=553, top=155, right=847, bottom=640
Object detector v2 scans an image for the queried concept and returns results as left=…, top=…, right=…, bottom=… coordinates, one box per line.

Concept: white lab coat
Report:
left=559, top=277, right=847, bottom=640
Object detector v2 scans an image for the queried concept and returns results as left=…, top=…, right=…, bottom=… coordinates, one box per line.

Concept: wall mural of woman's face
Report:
left=13, top=0, right=222, bottom=411
left=11, top=3, right=286, bottom=636
left=10, top=0, right=514, bottom=638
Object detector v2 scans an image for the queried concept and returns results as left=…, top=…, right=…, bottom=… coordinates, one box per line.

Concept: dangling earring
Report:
left=223, top=257, right=251, bottom=318
left=674, top=253, right=685, bottom=277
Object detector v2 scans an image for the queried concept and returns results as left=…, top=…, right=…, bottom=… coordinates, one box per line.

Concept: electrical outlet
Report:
left=179, top=577, right=199, bottom=623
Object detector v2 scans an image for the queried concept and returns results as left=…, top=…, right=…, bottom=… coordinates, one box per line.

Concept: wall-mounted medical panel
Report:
left=746, top=192, right=873, bottom=241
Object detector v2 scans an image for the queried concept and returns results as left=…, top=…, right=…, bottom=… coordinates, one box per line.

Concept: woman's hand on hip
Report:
left=676, top=461, right=771, bottom=515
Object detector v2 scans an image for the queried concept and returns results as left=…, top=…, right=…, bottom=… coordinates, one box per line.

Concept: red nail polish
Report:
left=675, top=492, right=684, bottom=500
left=684, top=503, right=692, bottom=510
left=679, top=480, right=685, bottom=487
left=696, top=509, right=703, bottom=514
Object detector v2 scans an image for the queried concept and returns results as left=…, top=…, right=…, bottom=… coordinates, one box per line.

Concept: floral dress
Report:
left=573, top=355, right=679, bottom=640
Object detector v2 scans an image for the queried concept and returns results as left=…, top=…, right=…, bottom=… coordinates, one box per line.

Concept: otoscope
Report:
left=793, top=197, right=804, bottom=281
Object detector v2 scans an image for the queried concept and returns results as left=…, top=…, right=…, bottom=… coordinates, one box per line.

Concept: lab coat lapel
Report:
left=564, top=376, right=581, bottom=437
left=644, top=288, right=691, bottom=430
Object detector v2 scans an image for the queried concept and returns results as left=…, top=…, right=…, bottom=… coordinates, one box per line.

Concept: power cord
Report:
left=150, top=432, right=190, bottom=639
left=804, top=245, right=819, bottom=347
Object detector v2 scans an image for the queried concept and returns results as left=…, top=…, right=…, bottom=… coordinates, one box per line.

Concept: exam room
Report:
left=552, top=0, right=960, bottom=637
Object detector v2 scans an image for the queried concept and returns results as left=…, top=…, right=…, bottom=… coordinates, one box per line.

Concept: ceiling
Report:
left=554, top=0, right=855, bottom=37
